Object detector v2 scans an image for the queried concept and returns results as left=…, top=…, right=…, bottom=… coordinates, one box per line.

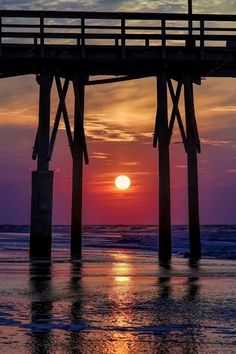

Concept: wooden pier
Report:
left=0, top=10, right=236, bottom=261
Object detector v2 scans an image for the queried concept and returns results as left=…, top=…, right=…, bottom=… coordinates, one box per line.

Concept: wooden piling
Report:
left=30, top=72, right=53, bottom=259
left=184, top=76, right=201, bottom=260
left=157, top=73, right=172, bottom=262
left=71, top=79, right=85, bottom=259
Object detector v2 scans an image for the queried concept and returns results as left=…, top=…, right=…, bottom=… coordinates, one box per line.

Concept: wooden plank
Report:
left=1, top=10, right=236, bottom=21
left=5, top=23, right=236, bottom=32
left=87, top=75, right=149, bottom=85
left=2, top=31, right=236, bottom=43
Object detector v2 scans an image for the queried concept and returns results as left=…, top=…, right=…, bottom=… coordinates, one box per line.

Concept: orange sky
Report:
left=0, top=1, right=235, bottom=224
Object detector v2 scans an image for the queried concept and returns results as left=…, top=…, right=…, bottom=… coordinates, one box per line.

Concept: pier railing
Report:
left=0, top=10, right=236, bottom=51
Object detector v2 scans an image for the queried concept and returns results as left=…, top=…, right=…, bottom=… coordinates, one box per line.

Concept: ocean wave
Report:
left=0, top=225, right=235, bottom=260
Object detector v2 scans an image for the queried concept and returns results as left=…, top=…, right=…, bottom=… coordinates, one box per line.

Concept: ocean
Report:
left=0, top=225, right=235, bottom=353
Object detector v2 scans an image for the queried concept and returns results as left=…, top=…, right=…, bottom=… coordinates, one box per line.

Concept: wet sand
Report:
left=0, top=250, right=235, bottom=353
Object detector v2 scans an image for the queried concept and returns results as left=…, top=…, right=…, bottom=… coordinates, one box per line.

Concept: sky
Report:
left=0, top=0, right=236, bottom=225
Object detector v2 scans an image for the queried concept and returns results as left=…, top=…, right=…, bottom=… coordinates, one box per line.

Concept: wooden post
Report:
left=184, top=76, right=201, bottom=259
left=30, top=72, right=53, bottom=259
left=71, top=79, right=85, bottom=259
left=157, top=73, right=172, bottom=262
left=187, top=0, right=195, bottom=47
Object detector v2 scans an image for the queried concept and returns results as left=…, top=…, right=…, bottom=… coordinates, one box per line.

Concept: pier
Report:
left=0, top=10, right=236, bottom=260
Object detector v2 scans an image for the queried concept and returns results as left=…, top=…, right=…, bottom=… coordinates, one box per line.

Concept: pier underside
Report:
left=0, top=45, right=236, bottom=80
left=1, top=10, right=236, bottom=261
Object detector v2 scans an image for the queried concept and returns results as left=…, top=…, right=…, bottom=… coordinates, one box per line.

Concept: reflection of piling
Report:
left=154, top=74, right=201, bottom=261
left=70, top=263, right=84, bottom=350
left=29, top=262, right=52, bottom=354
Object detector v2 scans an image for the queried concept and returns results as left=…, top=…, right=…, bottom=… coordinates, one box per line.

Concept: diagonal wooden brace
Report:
left=79, top=126, right=89, bottom=165
left=32, top=129, right=38, bottom=160
left=73, top=78, right=89, bottom=164
left=167, top=80, right=182, bottom=140
left=55, top=77, right=74, bottom=155
left=168, top=79, right=188, bottom=153
left=153, top=103, right=159, bottom=148
left=47, top=77, right=70, bottom=160
left=153, top=113, right=158, bottom=148
left=184, top=78, right=201, bottom=153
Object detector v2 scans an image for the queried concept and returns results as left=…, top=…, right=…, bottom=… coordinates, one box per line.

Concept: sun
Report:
left=115, top=175, right=131, bottom=190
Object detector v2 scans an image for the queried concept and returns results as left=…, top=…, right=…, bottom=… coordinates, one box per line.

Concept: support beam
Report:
left=55, top=77, right=74, bottom=155
left=70, top=78, right=85, bottom=259
left=47, top=78, right=70, bottom=160
left=167, top=80, right=188, bottom=152
left=156, top=73, right=172, bottom=262
left=184, top=76, right=201, bottom=260
left=30, top=72, right=53, bottom=259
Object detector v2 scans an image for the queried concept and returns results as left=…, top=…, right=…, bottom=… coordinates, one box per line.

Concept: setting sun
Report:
left=115, top=175, right=131, bottom=190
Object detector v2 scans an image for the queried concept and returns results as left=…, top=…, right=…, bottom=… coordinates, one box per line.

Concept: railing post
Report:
left=121, top=16, right=126, bottom=59
left=188, top=0, right=193, bottom=36
left=161, top=16, right=166, bottom=59
left=40, top=12, right=44, bottom=57
left=0, top=11, right=2, bottom=57
left=81, top=14, right=85, bottom=58
left=200, top=18, right=205, bottom=59
left=187, top=0, right=195, bottom=47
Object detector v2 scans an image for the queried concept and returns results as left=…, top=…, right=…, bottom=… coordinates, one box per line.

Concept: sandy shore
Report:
left=0, top=250, right=235, bottom=353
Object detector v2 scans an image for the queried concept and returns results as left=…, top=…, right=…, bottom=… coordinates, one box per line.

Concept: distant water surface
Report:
left=0, top=225, right=235, bottom=353
left=0, top=224, right=235, bottom=260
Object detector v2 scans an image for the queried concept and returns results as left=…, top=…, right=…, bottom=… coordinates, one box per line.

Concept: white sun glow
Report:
left=115, top=175, right=131, bottom=190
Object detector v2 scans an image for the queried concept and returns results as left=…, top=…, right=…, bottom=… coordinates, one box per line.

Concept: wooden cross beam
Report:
left=47, top=77, right=70, bottom=160
left=54, top=76, right=74, bottom=155
left=167, top=79, right=188, bottom=152
left=153, top=78, right=188, bottom=152
left=32, top=75, right=89, bottom=164
left=73, top=78, right=89, bottom=165
left=153, top=108, right=159, bottom=148
left=32, top=130, right=38, bottom=160
left=184, top=77, right=201, bottom=153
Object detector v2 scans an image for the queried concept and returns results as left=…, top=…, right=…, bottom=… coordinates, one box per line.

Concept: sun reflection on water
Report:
left=115, top=276, right=131, bottom=282
left=106, top=253, right=138, bottom=353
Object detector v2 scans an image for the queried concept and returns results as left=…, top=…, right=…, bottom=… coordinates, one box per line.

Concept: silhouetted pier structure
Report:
left=0, top=10, right=236, bottom=261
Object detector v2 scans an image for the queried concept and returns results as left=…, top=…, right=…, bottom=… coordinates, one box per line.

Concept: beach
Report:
left=0, top=226, right=235, bottom=353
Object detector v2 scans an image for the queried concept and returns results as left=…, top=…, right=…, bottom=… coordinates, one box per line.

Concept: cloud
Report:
left=91, top=152, right=110, bottom=159
left=2, top=0, right=236, bottom=14
left=201, top=138, right=235, bottom=146
left=175, top=164, right=187, bottom=169
left=211, top=106, right=236, bottom=112
left=226, top=169, right=236, bottom=173
left=118, top=161, right=142, bottom=166
left=86, top=121, right=138, bottom=142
